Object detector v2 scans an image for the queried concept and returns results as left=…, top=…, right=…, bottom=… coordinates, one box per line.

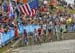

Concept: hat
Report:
left=66, top=18, right=72, bottom=24
left=44, top=0, right=48, bottom=5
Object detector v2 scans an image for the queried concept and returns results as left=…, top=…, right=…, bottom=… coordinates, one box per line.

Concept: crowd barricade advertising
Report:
left=0, top=24, right=40, bottom=47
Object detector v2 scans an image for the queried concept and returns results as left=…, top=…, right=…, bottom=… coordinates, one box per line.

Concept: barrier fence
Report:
left=0, top=24, right=40, bottom=47
left=0, top=23, right=75, bottom=47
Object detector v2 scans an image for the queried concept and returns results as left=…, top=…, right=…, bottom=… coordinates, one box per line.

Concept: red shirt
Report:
left=40, top=6, right=48, bottom=12
left=38, top=28, right=41, bottom=35
left=15, top=28, right=19, bottom=38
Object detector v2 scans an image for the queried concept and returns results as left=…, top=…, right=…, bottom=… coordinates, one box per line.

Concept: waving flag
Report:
left=19, top=0, right=38, bottom=17
left=8, top=1, right=14, bottom=18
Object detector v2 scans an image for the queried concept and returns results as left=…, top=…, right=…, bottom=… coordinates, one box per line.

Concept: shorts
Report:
left=38, top=32, right=41, bottom=35
left=43, top=30, right=46, bottom=34
left=0, top=14, right=2, bottom=19
left=23, top=38, right=28, bottom=44
left=48, top=29, right=51, bottom=32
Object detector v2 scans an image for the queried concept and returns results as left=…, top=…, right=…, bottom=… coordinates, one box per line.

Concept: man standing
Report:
left=55, top=21, right=61, bottom=40
left=33, top=29, right=38, bottom=44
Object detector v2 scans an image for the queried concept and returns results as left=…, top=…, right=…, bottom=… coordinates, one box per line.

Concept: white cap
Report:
left=44, top=0, right=48, bottom=5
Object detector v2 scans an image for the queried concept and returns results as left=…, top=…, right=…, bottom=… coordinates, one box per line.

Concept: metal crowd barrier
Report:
left=0, top=24, right=75, bottom=47
left=0, top=24, right=40, bottom=47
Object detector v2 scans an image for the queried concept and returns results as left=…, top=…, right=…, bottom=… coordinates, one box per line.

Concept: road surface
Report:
left=9, top=39, right=75, bottom=53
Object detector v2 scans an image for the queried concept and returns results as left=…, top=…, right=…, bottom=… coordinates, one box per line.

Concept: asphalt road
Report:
left=10, top=39, right=75, bottom=53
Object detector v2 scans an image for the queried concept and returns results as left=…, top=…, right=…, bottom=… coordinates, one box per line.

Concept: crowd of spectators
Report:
left=0, top=0, right=75, bottom=46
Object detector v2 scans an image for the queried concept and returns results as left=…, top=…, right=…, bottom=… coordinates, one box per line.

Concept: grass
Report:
left=0, top=40, right=15, bottom=53
left=49, top=5, right=75, bottom=14
left=58, top=6, right=75, bottom=14
left=0, top=46, right=8, bottom=53
left=0, top=43, right=12, bottom=53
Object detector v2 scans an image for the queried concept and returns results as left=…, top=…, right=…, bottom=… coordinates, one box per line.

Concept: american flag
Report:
left=8, top=1, right=14, bottom=17
left=19, top=0, right=38, bottom=17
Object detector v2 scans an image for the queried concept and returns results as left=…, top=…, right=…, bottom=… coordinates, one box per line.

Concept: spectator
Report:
left=14, top=25, right=19, bottom=40
left=33, top=29, right=38, bottom=44
left=37, top=28, right=43, bottom=43
left=0, top=24, right=4, bottom=33
left=0, top=3, right=3, bottom=19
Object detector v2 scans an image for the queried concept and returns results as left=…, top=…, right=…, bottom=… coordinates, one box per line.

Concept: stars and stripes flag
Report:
left=19, top=0, right=38, bottom=17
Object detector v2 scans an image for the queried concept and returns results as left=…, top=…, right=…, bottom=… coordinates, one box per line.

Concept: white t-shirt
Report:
left=43, top=24, right=47, bottom=30
left=33, top=31, right=38, bottom=37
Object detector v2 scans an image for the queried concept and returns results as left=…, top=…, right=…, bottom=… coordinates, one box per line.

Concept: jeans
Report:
left=72, top=25, right=75, bottom=32
left=67, top=25, right=72, bottom=32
